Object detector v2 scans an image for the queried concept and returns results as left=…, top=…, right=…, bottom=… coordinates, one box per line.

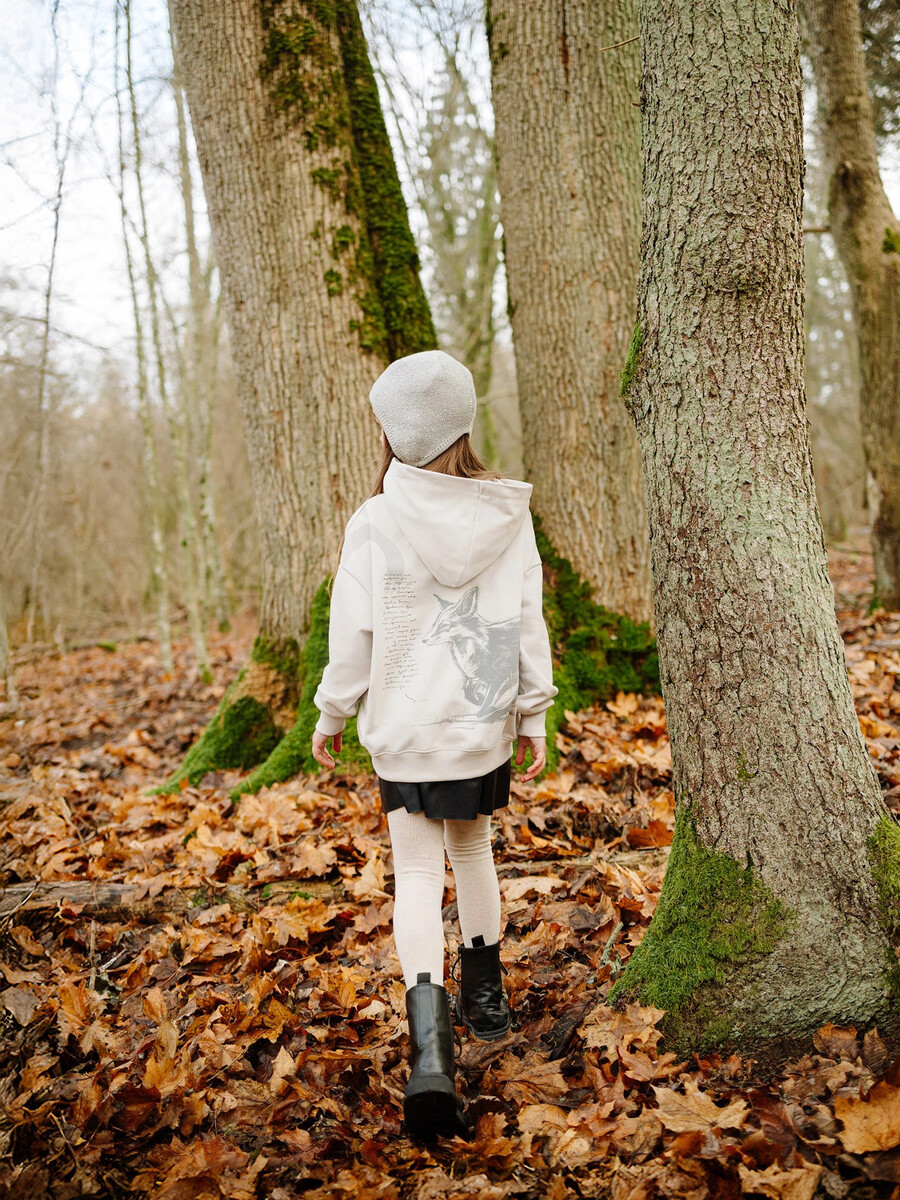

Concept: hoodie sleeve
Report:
left=516, top=518, right=558, bottom=738
left=313, top=515, right=373, bottom=737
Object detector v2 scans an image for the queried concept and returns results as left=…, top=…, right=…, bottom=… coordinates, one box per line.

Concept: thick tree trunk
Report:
left=488, top=0, right=652, bottom=623
left=612, top=0, right=900, bottom=1059
left=804, top=0, right=900, bottom=611
left=164, top=0, right=434, bottom=791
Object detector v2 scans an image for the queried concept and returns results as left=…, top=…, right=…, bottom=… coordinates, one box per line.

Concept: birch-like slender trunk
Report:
left=115, top=0, right=173, bottom=675
left=125, top=0, right=210, bottom=682
left=168, top=6, right=230, bottom=631
left=165, top=0, right=434, bottom=790
left=488, top=0, right=652, bottom=622
left=612, top=0, right=899, bottom=1058
left=0, top=587, right=17, bottom=710
left=26, top=0, right=68, bottom=645
left=804, top=0, right=900, bottom=610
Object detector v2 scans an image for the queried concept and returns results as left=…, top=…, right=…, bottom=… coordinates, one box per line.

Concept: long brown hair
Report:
left=330, top=433, right=504, bottom=587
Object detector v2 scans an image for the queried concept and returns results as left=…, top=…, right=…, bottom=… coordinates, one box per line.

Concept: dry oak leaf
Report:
left=345, top=851, right=389, bottom=901
left=581, top=1003, right=666, bottom=1057
left=490, top=1052, right=571, bottom=1105
left=259, top=896, right=337, bottom=947
left=737, top=1162, right=823, bottom=1200
left=500, top=874, right=567, bottom=902
left=0, top=984, right=43, bottom=1026
left=608, top=691, right=641, bottom=719
left=834, top=1080, right=900, bottom=1152
left=651, top=1078, right=749, bottom=1133
left=291, top=839, right=338, bottom=877
left=8, top=924, right=46, bottom=957
left=812, top=1022, right=860, bottom=1061
left=517, top=1103, right=571, bottom=1135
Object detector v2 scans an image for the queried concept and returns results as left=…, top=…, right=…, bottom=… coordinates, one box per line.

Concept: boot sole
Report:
left=454, top=999, right=511, bottom=1042
left=404, top=1077, right=464, bottom=1141
left=461, top=1016, right=511, bottom=1041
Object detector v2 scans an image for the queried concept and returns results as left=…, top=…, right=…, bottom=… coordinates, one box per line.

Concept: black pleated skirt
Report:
left=378, top=757, right=511, bottom=821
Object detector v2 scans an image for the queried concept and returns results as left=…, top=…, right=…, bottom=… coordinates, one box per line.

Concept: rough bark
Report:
left=164, top=0, right=434, bottom=791
left=804, top=0, right=900, bottom=611
left=612, top=0, right=900, bottom=1058
left=488, top=0, right=652, bottom=623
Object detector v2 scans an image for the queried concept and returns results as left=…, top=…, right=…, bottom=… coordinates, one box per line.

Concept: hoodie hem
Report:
left=372, top=738, right=513, bottom=783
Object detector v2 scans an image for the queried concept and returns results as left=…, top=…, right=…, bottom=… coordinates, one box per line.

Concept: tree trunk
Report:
left=125, top=0, right=210, bottom=685
left=611, top=0, right=900, bottom=1060
left=164, top=0, right=434, bottom=791
left=114, top=1, right=174, bottom=677
left=804, top=0, right=900, bottom=611
left=169, top=11, right=232, bottom=634
left=0, top=586, right=17, bottom=710
left=487, top=0, right=652, bottom=623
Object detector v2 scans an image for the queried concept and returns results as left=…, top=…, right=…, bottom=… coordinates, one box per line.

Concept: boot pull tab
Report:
left=416, top=972, right=431, bottom=985
left=469, top=936, right=508, bottom=975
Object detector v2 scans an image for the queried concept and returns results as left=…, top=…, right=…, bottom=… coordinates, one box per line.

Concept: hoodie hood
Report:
left=382, top=459, right=533, bottom=587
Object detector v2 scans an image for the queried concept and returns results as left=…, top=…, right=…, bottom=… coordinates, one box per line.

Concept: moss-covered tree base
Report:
left=155, top=635, right=302, bottom=794
left=609, top=802, right=794, bottom=1057
left=231, top=578, right=372, bottom=800
left=535, top=515, right=660, bottom=773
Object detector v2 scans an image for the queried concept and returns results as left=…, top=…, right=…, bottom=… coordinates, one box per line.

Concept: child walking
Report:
left=311, top=350, right=557, bottom=1142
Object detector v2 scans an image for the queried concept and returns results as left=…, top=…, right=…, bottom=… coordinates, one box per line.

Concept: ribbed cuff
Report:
left=516, top=711, right=549, bottom=738
left=371, top=738, right=513, bottom=783
left=315, top=712, right=346, bottom=737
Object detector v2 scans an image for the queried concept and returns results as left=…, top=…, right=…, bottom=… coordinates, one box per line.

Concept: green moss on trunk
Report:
left=619, top=321, right=645, bottom=406
left=609, top=802, right=793, bottom=1048
left=259, top=0, right=435, bottom=360
left=335, top=0, right=437, bottom=357
left=868, top=814, right=900, bottom=994
left=156, top=635, right=301, bottom=793
left=535, top=515, right=660, bottom=772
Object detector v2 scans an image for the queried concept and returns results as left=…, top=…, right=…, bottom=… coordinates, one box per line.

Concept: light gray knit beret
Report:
left=369, top=350, right=477, bottom=467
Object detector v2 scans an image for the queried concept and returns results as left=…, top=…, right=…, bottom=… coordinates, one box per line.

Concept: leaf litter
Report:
left=0, top=550, right=899, bottom=1196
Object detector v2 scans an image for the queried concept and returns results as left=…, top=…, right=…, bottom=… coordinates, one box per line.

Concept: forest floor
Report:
left=1, top=544, right=900, bottom=1200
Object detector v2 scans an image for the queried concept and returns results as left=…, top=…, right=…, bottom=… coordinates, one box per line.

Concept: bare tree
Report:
left=168, top=10, right=230, bottom=631
left=804, top=0, right=900, bottom=609
left=22, top=1, right=78, bottom=643
left=114, top=0, right=173, bottom=674
left=363, top=0, right=503, bottom=460
left=124, top=0, right=209, bottom=681
left=803, top=87, right=866, bottom=542
left=488, top=0, right=652, bottom=622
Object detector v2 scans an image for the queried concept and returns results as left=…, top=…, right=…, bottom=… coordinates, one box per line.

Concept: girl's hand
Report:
left=312, top=730, right=342, bottom=769
left=515, top=735, right=546, bottom=782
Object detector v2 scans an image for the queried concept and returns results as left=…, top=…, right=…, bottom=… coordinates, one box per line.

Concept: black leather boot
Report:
left=403, top=973, right=469, bottom=1142
left=453, top=936, right=511, bottom=1040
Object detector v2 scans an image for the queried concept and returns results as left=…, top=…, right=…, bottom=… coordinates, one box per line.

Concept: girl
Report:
left=311, top=349, right=557, bottom=1142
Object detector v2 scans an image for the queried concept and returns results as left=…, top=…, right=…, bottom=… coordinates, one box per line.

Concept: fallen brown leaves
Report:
left=0, top=556, right=899, bottom=1197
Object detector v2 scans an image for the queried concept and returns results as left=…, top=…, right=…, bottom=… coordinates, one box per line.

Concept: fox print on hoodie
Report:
left=313, top=458, right=558, bottom=782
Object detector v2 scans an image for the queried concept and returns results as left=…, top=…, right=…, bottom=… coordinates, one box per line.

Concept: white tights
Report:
left=386, top=808, right=501, bottom=990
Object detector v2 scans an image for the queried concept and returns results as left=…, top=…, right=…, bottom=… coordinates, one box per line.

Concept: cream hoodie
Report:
left=314, top=459, right=558, bottom=782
